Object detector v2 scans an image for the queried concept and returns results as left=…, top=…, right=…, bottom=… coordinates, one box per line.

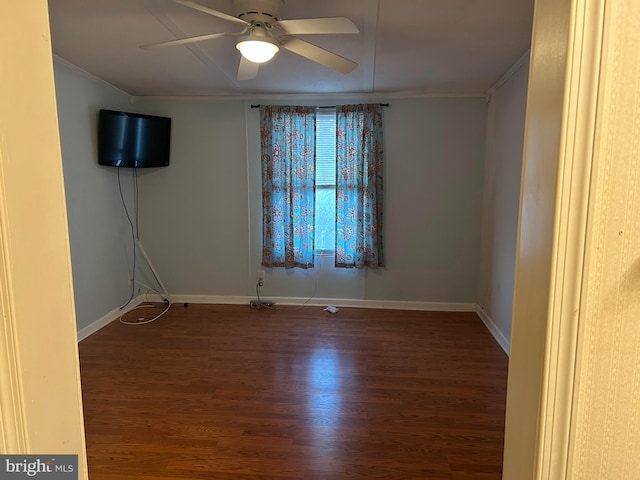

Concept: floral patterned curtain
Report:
left=260, top=105, right=316, bottom=268
left=335, top=104, right=385, bottom=268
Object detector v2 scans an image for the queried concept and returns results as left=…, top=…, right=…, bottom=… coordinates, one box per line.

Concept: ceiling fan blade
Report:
left=140, top=31, right=243, bottom=49
left=171, top=0, right=249, bottom=26
left=281, top=37, right=357, bottom=74
left=237, top=55, right=259, bottom=81
left=276, top=17, right=359, bottom=35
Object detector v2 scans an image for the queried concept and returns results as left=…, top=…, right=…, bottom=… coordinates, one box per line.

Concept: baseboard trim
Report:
left=147, top=294, right=477, bottom=312
left=160, top=294, right=253, bottom=305
left=476, top=305, right=511, bottom=355
left=272, top=297, right=477, bottom=312
left=76, top=296, right=144, bottom=341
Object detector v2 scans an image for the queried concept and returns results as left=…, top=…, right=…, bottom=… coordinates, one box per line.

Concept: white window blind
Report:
left=314, top=108, right=336, bottom=252
left=315, top=109, right=336, bottom=186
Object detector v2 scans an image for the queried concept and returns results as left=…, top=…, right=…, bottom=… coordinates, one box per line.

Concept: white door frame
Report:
left=505, top=0, right=640, bottom=478
left=0, top=3, right=88, bottom=478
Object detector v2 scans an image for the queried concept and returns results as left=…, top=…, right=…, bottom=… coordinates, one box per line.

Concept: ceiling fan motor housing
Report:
left=234, top=0, right=284, bottom=25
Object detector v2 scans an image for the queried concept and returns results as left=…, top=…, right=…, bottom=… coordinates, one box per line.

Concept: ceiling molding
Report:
left=53, top=53, right=487, bottom=103
left=52, top=55, right=131, bottom=97
left=485, top=49, right=531, bottom=101
left=131, top=91, right=486, bottom=102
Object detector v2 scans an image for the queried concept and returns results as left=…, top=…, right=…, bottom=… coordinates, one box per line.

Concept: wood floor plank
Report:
left=79, top=304, right=507, bottom=479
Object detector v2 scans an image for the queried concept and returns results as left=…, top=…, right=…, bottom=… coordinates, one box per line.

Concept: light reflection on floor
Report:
left=307, top=345, right=341, bottom=459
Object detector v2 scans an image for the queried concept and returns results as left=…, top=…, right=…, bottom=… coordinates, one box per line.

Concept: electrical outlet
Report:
left=257, top=270, right=265, bottom=286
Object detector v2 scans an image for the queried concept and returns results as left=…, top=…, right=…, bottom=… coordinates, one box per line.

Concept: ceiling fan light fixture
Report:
left=236, top=38, right=279, bottom=63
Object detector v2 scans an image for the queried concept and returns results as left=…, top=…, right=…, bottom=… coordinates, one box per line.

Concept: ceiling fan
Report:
left=140, top=0, right=360, bottom=80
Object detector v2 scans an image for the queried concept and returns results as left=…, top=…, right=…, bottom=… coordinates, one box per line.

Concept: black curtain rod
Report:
left=250, top=103, right=389, bottom=109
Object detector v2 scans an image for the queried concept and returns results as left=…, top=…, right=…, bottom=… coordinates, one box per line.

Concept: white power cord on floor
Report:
left=119, top=299, right=172, bottom=325
left=119, top=280, right=172, bottom=325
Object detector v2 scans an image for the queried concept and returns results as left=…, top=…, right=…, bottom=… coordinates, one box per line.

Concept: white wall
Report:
left=478, top=58, right=529, bottom=350
left=366, top=99, right=486, bottom=302
left=131, top=99, right=251, bottom=296
left=54, top=61, right=135, bottom=330
left=134, top=97, right=487, bottom=304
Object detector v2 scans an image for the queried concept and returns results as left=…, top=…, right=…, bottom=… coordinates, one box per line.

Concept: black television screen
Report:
left=98, top=109, right=171, bottom=168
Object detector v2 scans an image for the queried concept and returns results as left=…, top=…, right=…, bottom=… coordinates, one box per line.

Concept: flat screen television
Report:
left=98, top=109, right=171, bottom=168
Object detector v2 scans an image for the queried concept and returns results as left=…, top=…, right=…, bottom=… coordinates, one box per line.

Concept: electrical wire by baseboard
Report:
left=119, top=299, right=172, bottom=325
left=119, top=281, right=172, bottom=325
left=249, top=282, right=276, bottom=309
left=252, top=259, right=322, bottom=311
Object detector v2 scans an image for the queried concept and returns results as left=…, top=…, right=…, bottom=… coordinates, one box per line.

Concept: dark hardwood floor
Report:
left=79, top=304, right=508, bottom=479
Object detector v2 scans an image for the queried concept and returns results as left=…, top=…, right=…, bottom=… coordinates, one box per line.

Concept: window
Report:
left=260, top=104, right=385, bottom=269
left=314, top=108, right=336, bottom=254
